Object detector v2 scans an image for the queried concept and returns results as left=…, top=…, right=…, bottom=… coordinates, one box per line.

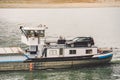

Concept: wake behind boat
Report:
left=0, top=24, right=113, bottom=71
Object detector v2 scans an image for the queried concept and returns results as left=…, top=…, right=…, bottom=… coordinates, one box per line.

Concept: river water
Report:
left=0, top=8, right=120, bottom=80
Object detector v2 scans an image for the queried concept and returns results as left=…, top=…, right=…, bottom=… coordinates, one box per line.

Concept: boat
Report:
left=0, top=24, right=113, bottom=71
left=20, top=25, right=113, bottom=69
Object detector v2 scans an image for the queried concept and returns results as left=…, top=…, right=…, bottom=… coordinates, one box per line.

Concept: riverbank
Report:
left=0, top=2, right=120, bottom=8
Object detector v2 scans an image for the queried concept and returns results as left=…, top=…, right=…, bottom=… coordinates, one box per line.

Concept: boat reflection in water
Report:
left=0, top=64, right=118, bottom=80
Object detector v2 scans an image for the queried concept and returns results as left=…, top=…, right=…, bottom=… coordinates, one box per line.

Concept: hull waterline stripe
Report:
left=98, top=53, right=113, bottom=59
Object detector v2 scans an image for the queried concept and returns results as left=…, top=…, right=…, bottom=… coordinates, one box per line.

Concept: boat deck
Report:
left=0, top=47, right=24, bottom=55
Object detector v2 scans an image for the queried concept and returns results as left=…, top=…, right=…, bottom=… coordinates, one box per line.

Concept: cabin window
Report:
left=49, top=50, right=57, bottom=55
left=30, top=52, right=36, bottom=54
left=24, top=30, right=45, bottom=37
left=29, top=46, right=38, bottom=54
left=29, top=46, right=38, bottom=51
left=69, top=50, right=76, bottom=54
left=86, top=49, right=92, bottom=54
left=38, top=30, right=45, bottom=37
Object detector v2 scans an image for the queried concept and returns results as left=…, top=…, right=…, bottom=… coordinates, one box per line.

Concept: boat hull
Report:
left=32, top=57, right=112, bottom=69
left=26, top=53, right=113, bottom=70
left=0, top=53, right=113, bottom=71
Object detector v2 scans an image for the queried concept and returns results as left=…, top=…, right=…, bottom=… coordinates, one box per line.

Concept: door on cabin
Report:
left=59, top=48, right=64, bottom=57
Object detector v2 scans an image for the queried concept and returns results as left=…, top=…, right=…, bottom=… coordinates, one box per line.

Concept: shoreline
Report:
left=0, top=2, right=120, bottom=8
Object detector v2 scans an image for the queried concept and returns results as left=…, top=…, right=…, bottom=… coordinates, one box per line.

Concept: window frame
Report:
left=86, top=49, right=92, bottom=54
left=69, top=50, right=76, bottom=54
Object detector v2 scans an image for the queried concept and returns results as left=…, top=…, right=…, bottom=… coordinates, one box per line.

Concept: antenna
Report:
left=19, top=26, right=28, bottom=38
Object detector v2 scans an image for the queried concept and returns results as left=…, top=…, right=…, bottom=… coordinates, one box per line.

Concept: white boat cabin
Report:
left=42, top=46, right=98, bottom=58
left=20, top=25, right=98, bottom=59
left=21, top=26, right=46, bottom=45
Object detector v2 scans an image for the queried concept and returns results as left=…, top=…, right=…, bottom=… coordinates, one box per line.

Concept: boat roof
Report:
left=73, top=37, right=93, bottom=39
